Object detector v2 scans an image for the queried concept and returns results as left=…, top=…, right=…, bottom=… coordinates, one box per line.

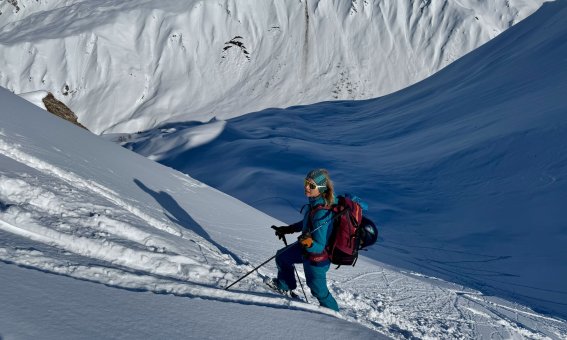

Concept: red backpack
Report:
left=310, top=195, right=371, bottom=267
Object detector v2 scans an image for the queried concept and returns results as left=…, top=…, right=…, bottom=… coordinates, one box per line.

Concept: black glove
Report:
left=271, top=225, right=296, bottom=240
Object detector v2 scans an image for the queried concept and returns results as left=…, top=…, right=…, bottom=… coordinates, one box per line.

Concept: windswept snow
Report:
left=1, top=85, right=567, bottom=337
left=0, top=0, right=547, bottom=133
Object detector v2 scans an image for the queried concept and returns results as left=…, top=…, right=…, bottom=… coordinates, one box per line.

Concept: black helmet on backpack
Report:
left=358, top=216, right=378, bottom=249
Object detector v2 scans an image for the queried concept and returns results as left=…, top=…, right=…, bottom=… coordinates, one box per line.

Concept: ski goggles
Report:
left=304, top=179, right=326, bottom=190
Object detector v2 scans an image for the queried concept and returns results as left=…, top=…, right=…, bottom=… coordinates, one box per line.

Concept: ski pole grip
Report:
left=282, top=235, right=288, bottom=246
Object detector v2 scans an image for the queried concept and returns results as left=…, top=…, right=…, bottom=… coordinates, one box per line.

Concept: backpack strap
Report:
left=309, top=204, right=330, bottom=215
left=308, top=204, right=333, bottom=231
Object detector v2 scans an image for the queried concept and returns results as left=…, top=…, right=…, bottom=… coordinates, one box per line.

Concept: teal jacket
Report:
left=290, top=196, right=336, bottom=254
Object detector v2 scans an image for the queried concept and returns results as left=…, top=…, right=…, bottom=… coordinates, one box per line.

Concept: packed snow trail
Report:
left=1, top=89, right=567, bottom=338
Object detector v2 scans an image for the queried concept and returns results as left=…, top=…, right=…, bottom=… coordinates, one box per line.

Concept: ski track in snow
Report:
left=1, top=137, right=566, bottom=339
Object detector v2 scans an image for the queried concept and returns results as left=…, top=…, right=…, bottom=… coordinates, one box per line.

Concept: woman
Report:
left=268, top=169, right=339, bottom=312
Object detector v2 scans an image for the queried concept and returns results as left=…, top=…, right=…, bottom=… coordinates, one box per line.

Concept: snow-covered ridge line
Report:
left=0, top=0, right=547, bottom=133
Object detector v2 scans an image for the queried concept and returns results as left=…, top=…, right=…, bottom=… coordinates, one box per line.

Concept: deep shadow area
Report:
left=133, top=178, right=245, bottom=265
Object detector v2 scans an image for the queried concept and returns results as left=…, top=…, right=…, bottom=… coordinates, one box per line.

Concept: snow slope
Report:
left=0, top=263, right=378, bottom=340
left=1, top=88, right=566, bottom=338
left=0, top=0, right=546, bottom=134
left=123, top=0, right=567, bottom=322
left=0, top=88, right=382, bottom=339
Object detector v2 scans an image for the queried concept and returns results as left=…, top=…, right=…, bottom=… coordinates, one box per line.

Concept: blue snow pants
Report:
left=275, top=242, right=339, bottom=312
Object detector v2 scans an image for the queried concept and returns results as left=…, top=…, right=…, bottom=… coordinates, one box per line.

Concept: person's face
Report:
left=304, top=179, right=323, bottom=198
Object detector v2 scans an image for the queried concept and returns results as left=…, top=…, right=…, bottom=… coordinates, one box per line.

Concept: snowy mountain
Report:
left=122, top=0, right=567, bottom=324
left=0, top=0, right=546, bottom=134
left=2, top=0, right=566, bottom=338
left=2, top=85, right=567, bottom=339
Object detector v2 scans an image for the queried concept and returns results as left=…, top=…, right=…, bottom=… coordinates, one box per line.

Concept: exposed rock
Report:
left=7, top=0, right=20, bottom=12
left=221, top=36, right=250, bottom=61
left=42, top=92, right=89, bottom=131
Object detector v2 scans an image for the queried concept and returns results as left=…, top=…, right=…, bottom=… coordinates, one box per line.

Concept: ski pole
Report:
left=225, top=212, right=345, bottom=291
left=225, top=253, right=277, bottom=290
left=225, top=241, right=296, bottom=290
left=283, top=235, right=308, bottom=303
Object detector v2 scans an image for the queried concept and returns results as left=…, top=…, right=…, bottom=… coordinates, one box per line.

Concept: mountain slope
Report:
left=0, top=0, right=546, bottom=133
left=1, top=87, right=566, bottom=338
left=0, top=87, right=383, bottom=339
left=124, top=0, right=567, bottom=320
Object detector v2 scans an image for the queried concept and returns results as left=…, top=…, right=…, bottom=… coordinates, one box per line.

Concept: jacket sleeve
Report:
left=305, top=209, right=333, bottom=254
